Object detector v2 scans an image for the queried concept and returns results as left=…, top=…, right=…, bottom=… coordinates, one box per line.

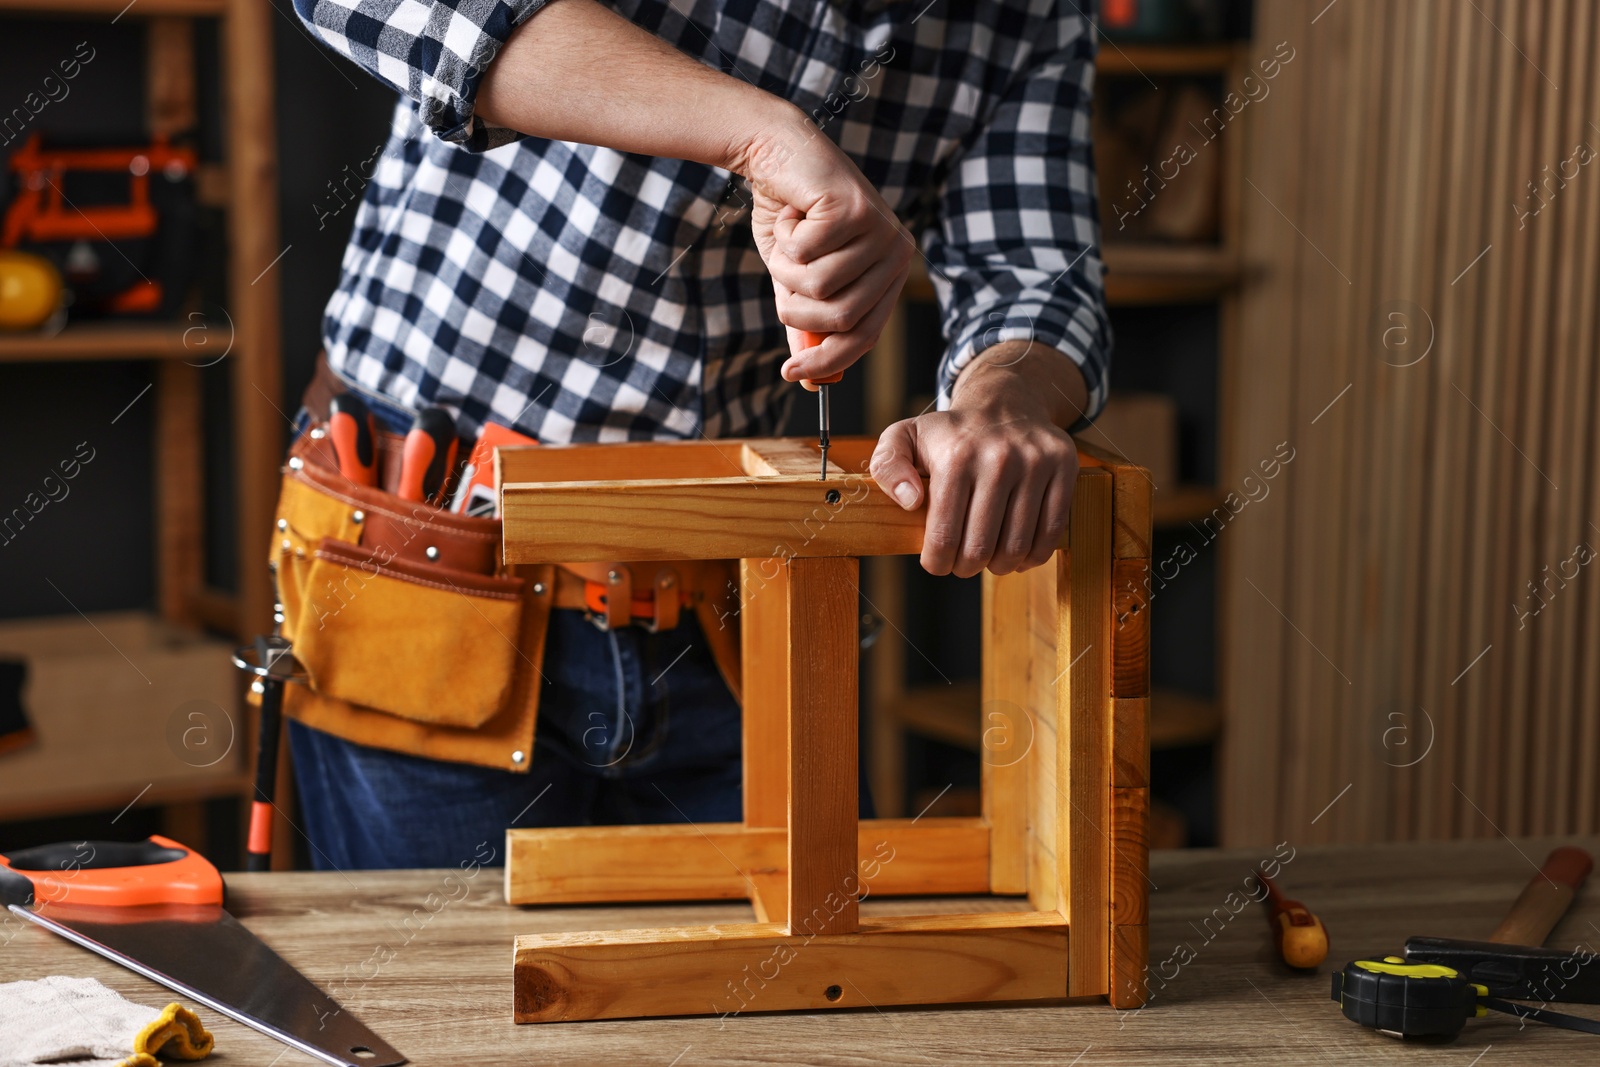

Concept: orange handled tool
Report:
left=798, top=330, right=841, bottom=480
left=398, top=407, right=459, bottom=505
left=1, top=836, right=405, bottom=1064
left=327, top=392, right=379, bottom=487
left=1260, top=870, right=1329, bottom=969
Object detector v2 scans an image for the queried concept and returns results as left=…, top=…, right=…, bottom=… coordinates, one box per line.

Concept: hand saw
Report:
left=0, top=835, right=405, bottom=1067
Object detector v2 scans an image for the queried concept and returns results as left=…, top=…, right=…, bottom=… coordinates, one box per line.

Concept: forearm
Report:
left=476, top=0, right=797, bottom=173
left=948, top=341, right=1091, bottom=430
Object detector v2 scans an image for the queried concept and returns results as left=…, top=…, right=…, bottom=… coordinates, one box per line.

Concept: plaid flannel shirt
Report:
left=292, top=0, right=1111, bottom=442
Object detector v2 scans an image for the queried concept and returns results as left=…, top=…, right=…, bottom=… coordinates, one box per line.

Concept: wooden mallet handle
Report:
left=1488, top=846, right=1593, bottom=946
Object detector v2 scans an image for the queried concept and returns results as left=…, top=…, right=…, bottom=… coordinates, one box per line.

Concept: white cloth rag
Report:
left=0, top=975, right=189, bottom=1067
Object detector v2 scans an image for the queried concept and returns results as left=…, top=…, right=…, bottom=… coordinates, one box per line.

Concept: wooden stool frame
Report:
left=495, top=436, right=1151, bottom=1022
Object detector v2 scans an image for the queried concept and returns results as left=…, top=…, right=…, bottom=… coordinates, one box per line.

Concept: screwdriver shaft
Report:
left=818, top=382, right=831, bottom=480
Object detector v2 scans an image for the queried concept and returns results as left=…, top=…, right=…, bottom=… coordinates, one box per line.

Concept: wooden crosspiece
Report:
left=497, top=437, right=1151, bottom=1021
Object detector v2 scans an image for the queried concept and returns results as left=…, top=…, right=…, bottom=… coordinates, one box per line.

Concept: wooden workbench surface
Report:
left=5, top=836, right=1598, bottom=1064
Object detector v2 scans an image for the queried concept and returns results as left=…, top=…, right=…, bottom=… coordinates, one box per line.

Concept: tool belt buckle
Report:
left=583, top=567, right=684, bottom=633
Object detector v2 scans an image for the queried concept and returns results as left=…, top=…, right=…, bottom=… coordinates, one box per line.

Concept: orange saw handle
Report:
left=798, top=330, right=842, bottom=389
left=0, top=835, right=223, bottom=909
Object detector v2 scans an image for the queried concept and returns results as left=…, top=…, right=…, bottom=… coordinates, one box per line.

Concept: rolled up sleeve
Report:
left=923, top=2, right=1111, bottom=429
left=292, top=0, right=552, bottom=151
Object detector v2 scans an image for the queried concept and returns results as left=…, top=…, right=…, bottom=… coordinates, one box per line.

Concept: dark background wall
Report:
left=0, top=12, right=393, bottom=619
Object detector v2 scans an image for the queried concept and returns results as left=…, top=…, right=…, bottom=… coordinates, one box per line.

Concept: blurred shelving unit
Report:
left=866, top=41, right=1245, bottom=841
left=0, top=0, right=284, bottom=861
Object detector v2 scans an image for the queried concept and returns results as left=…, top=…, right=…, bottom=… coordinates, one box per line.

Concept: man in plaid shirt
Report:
left=290, top=0, right=1111, bottom=867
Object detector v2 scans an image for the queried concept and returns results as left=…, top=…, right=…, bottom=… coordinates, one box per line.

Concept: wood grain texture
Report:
left=786, top=558, right=860, bottom=937
left=1110, top=787, right=1150, bottom=928
left=224, top=0, right=283, bottom=641
left=154, top=362, right=203, bottom=628
left=1076, top=441, right=1154, bottom=560
left=1109, top=922, right=1149, bottom=1010
left=502, top=477, right=926, bottom=563
left=982, top=570, right=1032, bottom=895
left=13, top=839, right=1600, bottom=1059
left=1064, top=468, right=1113, bottom=997
left=497, top=440, right=748, bottom=483
left=514, top=914, right=1070, bottom=1022
left=1111, top=558, right=1151, bottom=698
left=1224, top=0, right=1600, bottom=845
left=1026, top=556, right=1062, bottom=915
left=741, top=440, right=850, bottom=478
left=1113, top=697, right=1150, bottom=788
left=740, top=558, right=789, bottom=828
left=504, top=820, right=991, bottom=905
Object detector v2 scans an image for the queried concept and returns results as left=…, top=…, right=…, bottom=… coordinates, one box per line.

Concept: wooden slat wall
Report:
left=1222, top=0, right=1600, bottom=843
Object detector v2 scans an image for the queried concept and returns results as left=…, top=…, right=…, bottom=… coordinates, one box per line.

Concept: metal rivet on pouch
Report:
left=276, top=518, right=288, bottom=532
left=288, top=456, right=304, bottom=471
left=251, top=680, right=265, bottom=696
left=511, top=750, right=526, bottom=764
left=608, top=570, right=622, bottom=583
left=266, top=560, right=277, bottom=574
left=309, top=427, right=326, bottom=440
left=532, top=582, right=546, bottom=595
left=280, top=539, right=292, bottom=552
left=425, top=545, right=440, bottom=561
left=351, top=510, right=365, bottom=525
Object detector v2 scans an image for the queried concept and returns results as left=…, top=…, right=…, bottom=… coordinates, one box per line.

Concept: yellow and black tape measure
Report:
left=1334, top=956, right=1600, bottom=1039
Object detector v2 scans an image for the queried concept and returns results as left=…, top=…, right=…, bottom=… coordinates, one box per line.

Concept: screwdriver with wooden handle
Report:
left=798, top=330, right=840, bottom=480
left=1259, top=870, right=1330, bottom=969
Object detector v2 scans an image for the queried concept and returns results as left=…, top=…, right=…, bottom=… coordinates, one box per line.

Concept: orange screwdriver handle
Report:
left=327, top=392, right=379, bottom=487
left=797, top=330, right=842, bottom=388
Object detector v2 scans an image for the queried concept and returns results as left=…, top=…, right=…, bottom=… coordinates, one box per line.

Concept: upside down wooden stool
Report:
left=495, top=436, right=1151, bottom=1021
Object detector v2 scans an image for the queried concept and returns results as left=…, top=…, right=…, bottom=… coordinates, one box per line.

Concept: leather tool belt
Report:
left=265, top=362, right=741, bottom=772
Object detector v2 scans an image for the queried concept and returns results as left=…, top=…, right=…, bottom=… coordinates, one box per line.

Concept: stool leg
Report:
left=785, top=556, right=860, bottom=937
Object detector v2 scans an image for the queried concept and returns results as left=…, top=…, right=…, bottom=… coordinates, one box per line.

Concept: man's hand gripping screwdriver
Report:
left=798, top=330, right=840, bottom=480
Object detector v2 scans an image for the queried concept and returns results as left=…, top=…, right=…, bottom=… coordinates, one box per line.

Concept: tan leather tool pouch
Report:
left=267, top=429, right=552, bottom=771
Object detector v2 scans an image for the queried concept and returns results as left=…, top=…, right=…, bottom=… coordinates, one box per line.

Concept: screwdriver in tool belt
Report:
left=327, top=392, right=379, bottom=487
left=398, top=407, right=460, bottom=505
left=799, top=330, right=840, bottom=480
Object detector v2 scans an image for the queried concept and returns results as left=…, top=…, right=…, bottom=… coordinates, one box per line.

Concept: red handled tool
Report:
left=398, top=407, right=459, bottom=504
left=0, top=836, right=404, bottom=1065
left=798, top=330, right=841, bottom=480
left=1258, top=870, right=1329, bottom=969
left=327, top=392, right=379, bottom=487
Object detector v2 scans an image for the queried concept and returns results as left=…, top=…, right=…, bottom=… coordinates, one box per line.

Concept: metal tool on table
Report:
left=328, top=391, right=380, bottom=487
left=1258, top=870, right=1328, bottom=969
left=398, top=406, right=460, bottom=505
left=798, top=330, right=840, bottom=480
left=1333, top=846, right=1600, bottom=1039
left=232, top=636, right=307, bottom=873
left=0, top=836, right=405, bottom=1066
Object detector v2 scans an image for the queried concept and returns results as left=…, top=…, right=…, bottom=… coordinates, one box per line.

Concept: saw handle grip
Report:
left=0, top=835, right=222, bottom=909
left=1489, top=846, right=1594, bottom=946
left=797, top=330, right=842, bottom=390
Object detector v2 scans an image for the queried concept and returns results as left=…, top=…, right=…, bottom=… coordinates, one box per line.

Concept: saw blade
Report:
left=11, top=900, right=405, bottom=1067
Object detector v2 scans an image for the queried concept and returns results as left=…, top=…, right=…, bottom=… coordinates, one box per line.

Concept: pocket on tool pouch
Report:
left=292, top=538, right=524, bottom=729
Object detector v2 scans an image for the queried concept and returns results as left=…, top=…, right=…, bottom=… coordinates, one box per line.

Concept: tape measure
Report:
left=1334, top=956, right=1600, bottom=1039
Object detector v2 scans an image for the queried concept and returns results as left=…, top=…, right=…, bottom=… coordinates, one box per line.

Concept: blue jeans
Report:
left=290, top=609, right=751, bottom=870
